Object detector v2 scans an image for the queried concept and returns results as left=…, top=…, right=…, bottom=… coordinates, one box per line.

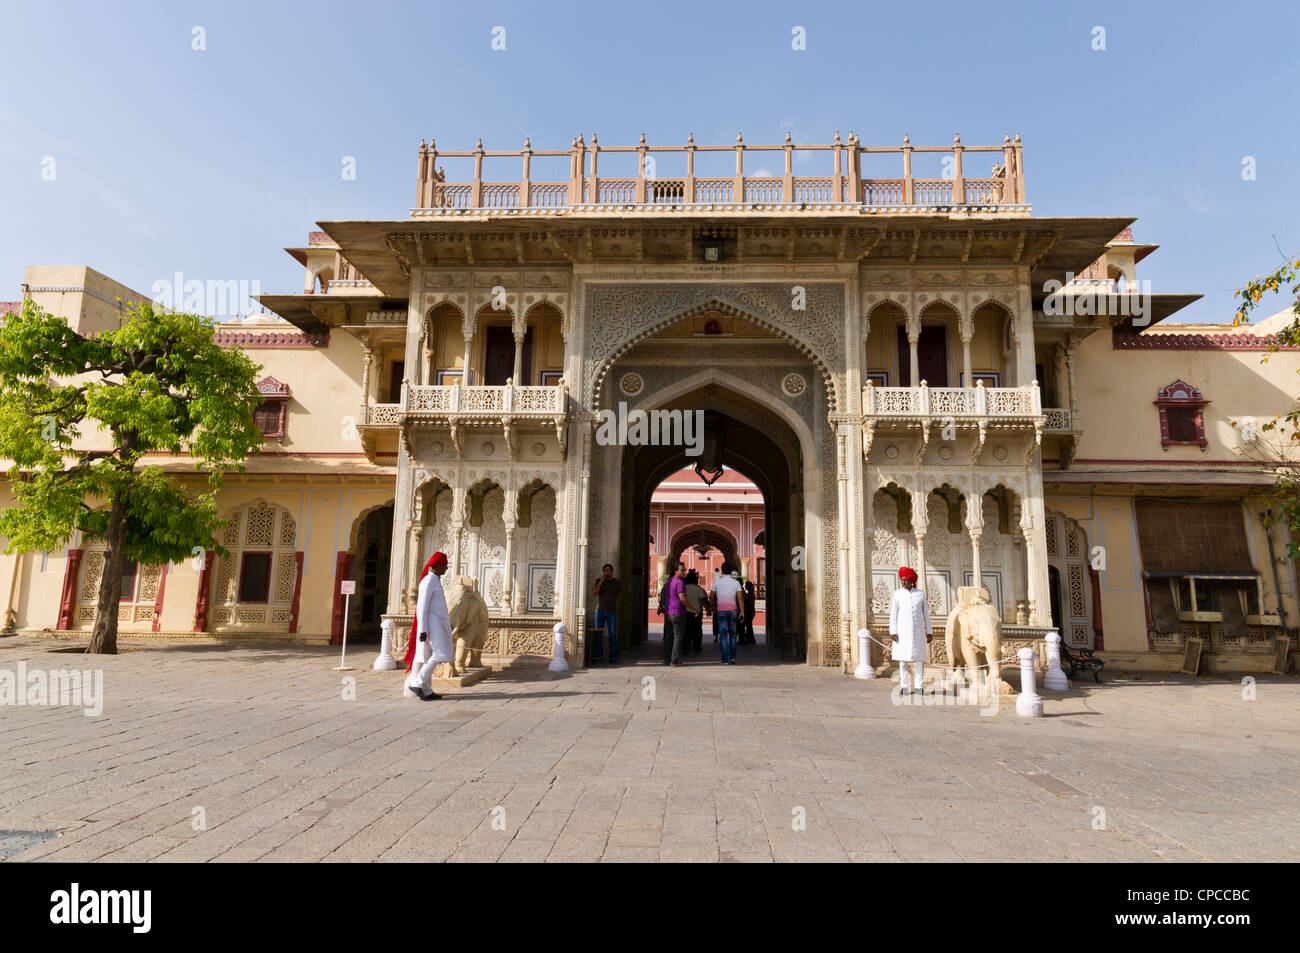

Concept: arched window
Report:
left=1155, top=380, right=1208, bottom=450
left=73, top=546, right=165, bottom=631
left=211, top=500, right=300, bottom=629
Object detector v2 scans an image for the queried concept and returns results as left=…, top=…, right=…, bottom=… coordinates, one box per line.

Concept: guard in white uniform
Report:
left=890, top=566, right=932, bottom=693
left=405, top=551, right=455, bottom=700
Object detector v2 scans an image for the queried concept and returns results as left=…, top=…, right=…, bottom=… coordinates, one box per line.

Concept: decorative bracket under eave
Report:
left=970, top=420, right=987, bottom=465
left=501, top=418, right=516, bottom=462
left=915, top=419, right=931, bottom=466
left=554, top=416, right=568, bottom=456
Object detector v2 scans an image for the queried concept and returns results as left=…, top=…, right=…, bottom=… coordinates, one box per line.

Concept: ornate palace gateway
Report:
left=4, top=131, right=1296, bottom=676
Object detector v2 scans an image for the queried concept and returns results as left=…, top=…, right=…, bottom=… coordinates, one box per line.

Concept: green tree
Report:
left=1234, top=254, right=1300, bottom=557
left=0, top=301, right=264, bottom=653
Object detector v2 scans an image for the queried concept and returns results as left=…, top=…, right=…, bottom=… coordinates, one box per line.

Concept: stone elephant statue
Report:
left=433, top=575, right=490, bottom=677
left=944, top=586, right=1015, bottom=696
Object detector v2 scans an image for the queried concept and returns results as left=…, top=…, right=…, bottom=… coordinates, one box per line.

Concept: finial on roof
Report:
left=834, top=130, right=841, bottom=145
left=639, top=132, right=646, bottom=146
left=736, top=132, right=744, bottom=145
left=903, top=133, right=910, bottom=146
left=1004, top=133, right=1011, bottom=145
left=1013, top=132, right=1022, bottom=144
left=475, top=137, right=483, bottom=150
left=954, top=133, right=961, bottom=145
left=785, top=131, right=792, bottom=144
left=687, top=132, right=694, bottom=146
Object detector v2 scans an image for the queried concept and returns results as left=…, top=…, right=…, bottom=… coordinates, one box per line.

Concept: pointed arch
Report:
left=587, top=295, right=839, bottom=411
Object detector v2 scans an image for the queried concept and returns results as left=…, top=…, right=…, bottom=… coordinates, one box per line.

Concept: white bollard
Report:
left=373, top=618, right=397, bottom=671
left=1016, top=647, right=1044, bottom=717
left=1043, top=630, right=1069, bottom=691
left=548, top=622, right=570, bottom=673
left=854, top=629, right=877, bottom=680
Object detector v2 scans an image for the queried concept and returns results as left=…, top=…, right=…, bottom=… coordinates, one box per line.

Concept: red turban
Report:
left=898, top=566, right=918, bottom=584
left=404, top=552, right=449, bottom=672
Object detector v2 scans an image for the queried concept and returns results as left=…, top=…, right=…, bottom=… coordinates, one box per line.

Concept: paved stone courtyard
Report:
left=1, top=633, right=1296, bottom=863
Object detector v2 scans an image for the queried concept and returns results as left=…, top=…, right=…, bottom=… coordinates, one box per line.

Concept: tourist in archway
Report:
left=890, top=566, right=931, bottom=695
left=664, top=562, right=688, bottom=666
left=740, top=580, right=757, bottom=645
left=591, top=563, right=621, bottom=664
left=711, top=563, right=744, bottom=665
left=683, top=570, right=706, bottom=654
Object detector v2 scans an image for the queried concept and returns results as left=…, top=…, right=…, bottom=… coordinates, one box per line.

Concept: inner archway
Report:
left=614, top=376, right=807, bottom=661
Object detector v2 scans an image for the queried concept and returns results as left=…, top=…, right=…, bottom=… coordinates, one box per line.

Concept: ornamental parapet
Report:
left=861, top=382, right=1055, bottom=464
left=396, top=382, right=570, bottom=457
left=413, top=132, right=1029, bottom=217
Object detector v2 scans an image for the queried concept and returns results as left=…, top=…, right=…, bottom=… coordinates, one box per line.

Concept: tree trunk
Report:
left=88, top=489, right=129, bottom=654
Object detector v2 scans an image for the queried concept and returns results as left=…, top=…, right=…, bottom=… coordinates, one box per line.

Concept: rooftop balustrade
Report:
left=413, top=132, right=1027, bottom=215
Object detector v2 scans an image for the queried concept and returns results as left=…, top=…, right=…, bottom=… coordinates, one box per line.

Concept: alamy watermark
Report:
left=1041, top=273, right=1152, bottom=326
left=594, top=402, right=704, bottom=456
left=151, top=271, right=262, bottom=318
left=1, top=662, right=103, bottom=717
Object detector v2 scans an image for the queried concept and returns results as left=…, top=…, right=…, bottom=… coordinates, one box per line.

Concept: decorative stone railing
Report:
left=403, top=383, right=566, bottom=416
left=358, top=402, right=401, bottom=426
left=397, top=383, right=570, bottom=455
left=863, top=382, right=1042, bottom=419
left=1042, top=408, right=1072, bottom=431
left=413, top=132, right=1028, bottom=215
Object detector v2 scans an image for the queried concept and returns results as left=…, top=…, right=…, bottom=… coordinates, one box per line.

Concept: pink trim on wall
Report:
left=288, top=551, right=305, bottom=633
left=214, top=330, right=329, bottom=348
left=58, top=549, right=83, bottom=630
left=330, top=551, right=354, bottom=645
left=1113, top=329, right=1297, bottom=351
left=193, top=550, right=214, bottom=631
left=152, top=564, right=168, bottom=632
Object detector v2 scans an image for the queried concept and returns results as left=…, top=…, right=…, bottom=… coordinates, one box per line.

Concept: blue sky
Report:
left=2, top=0, right=1297, bottom=323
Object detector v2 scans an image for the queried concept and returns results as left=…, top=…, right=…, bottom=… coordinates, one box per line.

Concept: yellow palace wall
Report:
left=1041, top=324, right=1300, bottom=673
left=0, top=308, right=396, bottom=642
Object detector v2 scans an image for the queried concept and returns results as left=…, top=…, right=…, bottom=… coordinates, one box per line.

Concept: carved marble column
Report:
left=450, top=484, right=467, bottom=575
left=512, top=329, right=525, bottom=386
left=908, top=328, right=920, bottom=387
left=502, top=526, right=516, bottom=612
left=966, top=492, right=985, bottom=591
left=1065, top=333, right=1080, bottom=421
left=961, top=329, right=973, bottom=389
left=359, top=336, right=373, bottom=406
left=1027, top=489, right=1052, bottom=626
left=1019, top=504, right=1040, bottom=625
left=911, top=487, right=929, bottom=600
left=836, top=430, right=852, bottom=672
left=405, top=524, right=423, bottom=612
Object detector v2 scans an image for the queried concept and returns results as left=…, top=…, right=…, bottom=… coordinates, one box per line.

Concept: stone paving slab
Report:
left=0, top=634, right=1297, bottom=862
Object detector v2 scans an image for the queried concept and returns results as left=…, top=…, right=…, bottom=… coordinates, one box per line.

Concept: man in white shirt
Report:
left=889, top=566, right=932, bottom=694
left=405, top=551, right=455, bottom=700
left=710, top=564, right=746, bottom=665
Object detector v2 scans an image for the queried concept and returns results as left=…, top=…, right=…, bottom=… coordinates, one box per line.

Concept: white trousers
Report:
left=898, top=660, right=925, bottom=689
left=406, top=638, right=438, bottom=693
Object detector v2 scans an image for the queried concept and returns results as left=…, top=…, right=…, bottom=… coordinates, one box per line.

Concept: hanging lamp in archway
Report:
left=693, top=410, right=727, bottom=485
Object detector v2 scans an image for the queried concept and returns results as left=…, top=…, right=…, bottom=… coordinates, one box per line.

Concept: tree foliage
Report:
left=1233, top=254, right=1300, bottom=558
left=0, top=301, right=265, bottom=652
